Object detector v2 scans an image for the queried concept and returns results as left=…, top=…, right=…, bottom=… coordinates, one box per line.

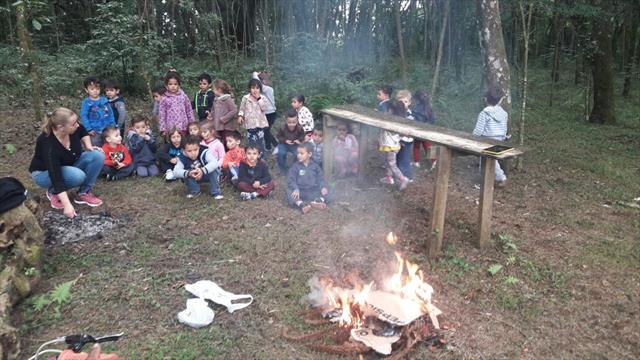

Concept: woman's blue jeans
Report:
left=31, top=150, right=105, bottom=194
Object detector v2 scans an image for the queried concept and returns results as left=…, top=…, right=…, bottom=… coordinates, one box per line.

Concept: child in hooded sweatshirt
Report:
left=472, top=85, right=509, bottom=186
left=159, top=71, right=194, bottom=136
left=192, top=73, right=214, bottom=121
left=208, top=79, right=237, bottom=147
left=286, top=142, right=329, bottom=214
left=237, top=144, right=274, bottom=200
left=128, top=115, right=158, bottom=177
left=158, top=128, right=183, bottom=181
left=174, top=135, right=223, bottom=199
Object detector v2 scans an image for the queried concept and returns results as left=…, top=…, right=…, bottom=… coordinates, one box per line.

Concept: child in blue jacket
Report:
left=80, top=76, right=115, bottom=146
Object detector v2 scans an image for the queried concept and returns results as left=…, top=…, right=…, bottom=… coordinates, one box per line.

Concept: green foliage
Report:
left=487, top=264, right=503, bottom=276
left=28, top=280, right=74, bottom=318
left=4, top=144, right=15, bottom=155
left=504, top=276, right=520, bottom=285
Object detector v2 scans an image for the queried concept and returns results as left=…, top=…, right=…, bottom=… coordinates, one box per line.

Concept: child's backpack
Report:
left=0, top=177, right=27, bottom=214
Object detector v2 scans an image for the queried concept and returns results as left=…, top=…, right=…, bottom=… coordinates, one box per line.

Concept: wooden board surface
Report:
left=322, top=105, right=523, bottom=160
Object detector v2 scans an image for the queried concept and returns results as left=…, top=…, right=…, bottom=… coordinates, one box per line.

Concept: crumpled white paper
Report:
left=177, top=298, right=215, bottom=328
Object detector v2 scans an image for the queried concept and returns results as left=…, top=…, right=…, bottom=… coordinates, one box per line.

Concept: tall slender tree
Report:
left=589, top=0, right=616, bottom=124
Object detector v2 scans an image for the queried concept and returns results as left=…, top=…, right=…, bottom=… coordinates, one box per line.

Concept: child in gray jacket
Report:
left=286, top=142, right=330, bottom=214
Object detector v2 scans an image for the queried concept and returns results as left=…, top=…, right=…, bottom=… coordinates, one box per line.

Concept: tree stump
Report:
left=0, top=199, right=44, bottom=359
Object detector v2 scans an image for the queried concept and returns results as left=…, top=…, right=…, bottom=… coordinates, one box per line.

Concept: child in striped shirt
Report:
left=472, top=86, right=508, bottom=185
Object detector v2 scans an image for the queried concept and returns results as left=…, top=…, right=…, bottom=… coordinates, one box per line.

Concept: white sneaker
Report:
left=240, top=192, right=252, bottom=200
left=213, top=194, right=224, bottom=200
left=380, top=176, right=395, bottom=185
left=272, top=147, right=279, bottom=155
left=165, top=169, right=175, bottom=180
left=412, top=162, right=421, bottom=168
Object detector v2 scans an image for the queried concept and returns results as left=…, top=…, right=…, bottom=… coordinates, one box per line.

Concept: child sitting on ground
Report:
left=101, top=126, right=134, bottom=181
left=472, top=85, right=508, bottom=186
left=104, top=80, right=127, bottom=138
left=379, top=100, right=410, bottom=190
left=174, top=135, right=223, bottom=199
left=276, top=109, right=305, bottom=175
left=291, top=95, right=314, bottom=134
left=158, top=128, right=183, bottom=181
left=411, top=89, right=437, bottom=170
left=333, top=123, right=359, bottom=178
left=193, top=73, right=214, bottom=122
left=200, top=122, right=225, bottom=165
left=128, top=115, right=158, bottom=177
left=187, top=121, right=201, bottom=138
left=81, top=76, right=115, bottom=146
left=395, top=90, right=414, bottom=181
left=309, top=127, right=324, bottom=167
left=208, top=79, right=237, bottom=147
left=237, top=144, right=275, bottom=200
left=221, top=131, right=245, bottom=184
left=286, top=142, right=329, bottom=214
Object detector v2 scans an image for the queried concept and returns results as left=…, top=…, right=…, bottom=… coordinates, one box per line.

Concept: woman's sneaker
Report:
left=46, top=191, right=64, bottom=210
left=379, top=176, right=395, bottom=185
left=74, top=192, right=103, bottom=207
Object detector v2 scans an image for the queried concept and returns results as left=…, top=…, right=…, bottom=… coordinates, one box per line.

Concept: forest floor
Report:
left=3, top=92, right=639, bottom=359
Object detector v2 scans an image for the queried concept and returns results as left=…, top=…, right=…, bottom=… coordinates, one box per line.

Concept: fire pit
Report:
left=283, top=233, right=445, bottom=358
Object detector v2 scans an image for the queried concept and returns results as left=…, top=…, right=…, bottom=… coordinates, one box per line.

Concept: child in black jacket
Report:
left=286, top=142, right=330, bottom=214
left=158, top=128, right=183, bottom=181
left=237, top=144, right=274, bottom=200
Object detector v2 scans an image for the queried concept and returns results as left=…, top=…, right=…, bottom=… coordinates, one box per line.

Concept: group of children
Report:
left=79, top=69, right=507, bottom=214
left=79, top=71, right=332, bottom=213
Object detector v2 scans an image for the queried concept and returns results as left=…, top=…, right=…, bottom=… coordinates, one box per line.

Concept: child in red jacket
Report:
left=101, top=127, right=134, bottom=180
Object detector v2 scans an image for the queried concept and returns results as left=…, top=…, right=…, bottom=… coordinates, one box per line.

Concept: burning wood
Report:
left=284, top=233, right=445, bottom=357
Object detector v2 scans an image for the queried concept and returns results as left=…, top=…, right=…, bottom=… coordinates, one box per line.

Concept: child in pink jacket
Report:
left=159, top=71, right=194, bottom=136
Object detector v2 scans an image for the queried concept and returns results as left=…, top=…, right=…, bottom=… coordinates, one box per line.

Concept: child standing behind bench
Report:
left=472, top=85, right=508, bottom=186
left=379, top=100, right=410, bottom=191
left=238, top=144, right=274, bottom=200
left=411, top=89, right=437, bottom=170
left=286, top=142, right=329, bottom=214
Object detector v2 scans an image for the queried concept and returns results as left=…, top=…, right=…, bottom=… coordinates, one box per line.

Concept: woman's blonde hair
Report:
left=42, top=107, right=76, bottom=135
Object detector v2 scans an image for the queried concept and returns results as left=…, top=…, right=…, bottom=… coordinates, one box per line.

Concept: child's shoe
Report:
left=296, top=201, right=311, bottom=214
left=46, top=190, right=64, bottom=210
left=165, top=169, right=176, bottom=181
left=212, top=193, right=224, bottom=200
left=272, top=147, right=279, bottom=155
left=310, top=197, right=327, bottom=210
left=398, top=177, right=410, bottom=191
left=74, top=192, right=103, bottom=207
left=186, top=192, right=201, bottom=199
left=240, top=192, right=254, bottom=201
left=496, top=177, right=507, bottom=188
left=412, top=161, right=421, bottom=168
left=231, top=176, right=239, bottom=185
left=379, top=176, right=395, bottom=185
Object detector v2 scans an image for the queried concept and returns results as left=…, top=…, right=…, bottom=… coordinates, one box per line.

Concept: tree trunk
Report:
left=622, top=2, right=639, bottom=97
left=431, top=0, right=450, bottom=98
left=478, top=0, right=512, bottom=128
left=517, top=1, right=534, bottom=171
left=15, top=2, right=44, bottom=124
left=589, top=0, right=616, bottom=124
left=394, top=0, right=408, bottom=87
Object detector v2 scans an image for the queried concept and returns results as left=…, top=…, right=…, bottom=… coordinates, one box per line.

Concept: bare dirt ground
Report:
left=2, top=106, right=638, bottom=359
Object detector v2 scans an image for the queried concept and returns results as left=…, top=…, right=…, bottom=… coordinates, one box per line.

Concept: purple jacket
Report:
left=209, top=94, right=238, bottom=132
left=159, top=89, right=194, bottom=132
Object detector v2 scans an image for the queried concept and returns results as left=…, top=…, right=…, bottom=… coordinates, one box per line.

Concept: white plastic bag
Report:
left=185, top=280, right=253, bottom=313
left=177, top=298, right=215, bottom=328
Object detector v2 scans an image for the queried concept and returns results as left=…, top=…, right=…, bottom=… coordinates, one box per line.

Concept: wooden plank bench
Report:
left=320, top=105, right=523, bottom=257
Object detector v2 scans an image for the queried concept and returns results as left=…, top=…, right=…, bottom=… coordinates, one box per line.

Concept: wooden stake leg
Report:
left=428, top=147, right=452, bottom=258
left=477, top=157, right=496, bottom=248
left=357, top=124, right=369, bottom=182
left=322, top=115, right=335, bottom=181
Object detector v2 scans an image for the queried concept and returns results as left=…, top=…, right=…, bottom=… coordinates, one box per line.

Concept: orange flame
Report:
left=385, top=232, right=398, bottom=245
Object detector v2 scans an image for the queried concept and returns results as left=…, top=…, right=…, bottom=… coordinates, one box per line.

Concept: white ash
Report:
left=43, top=211, right=121, bottom=245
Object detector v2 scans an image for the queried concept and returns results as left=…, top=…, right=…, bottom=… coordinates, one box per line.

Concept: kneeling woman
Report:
left=29, top=107, right=105, bottom=218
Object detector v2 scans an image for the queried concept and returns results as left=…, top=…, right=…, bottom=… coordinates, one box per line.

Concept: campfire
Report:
left=283, top=233, right=445, bottom=358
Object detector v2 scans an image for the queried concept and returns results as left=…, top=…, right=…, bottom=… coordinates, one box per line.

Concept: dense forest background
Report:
left=0, top=0, right=638, bottom=132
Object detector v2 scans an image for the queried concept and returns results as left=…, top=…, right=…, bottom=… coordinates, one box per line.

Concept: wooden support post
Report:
left=428, top=146, right=452, bottom=258
left=322, top=115, right=335, bottom=181
left=477, top=157, right=496, bottom=248
left=357, top=124, right=369, bottom=182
